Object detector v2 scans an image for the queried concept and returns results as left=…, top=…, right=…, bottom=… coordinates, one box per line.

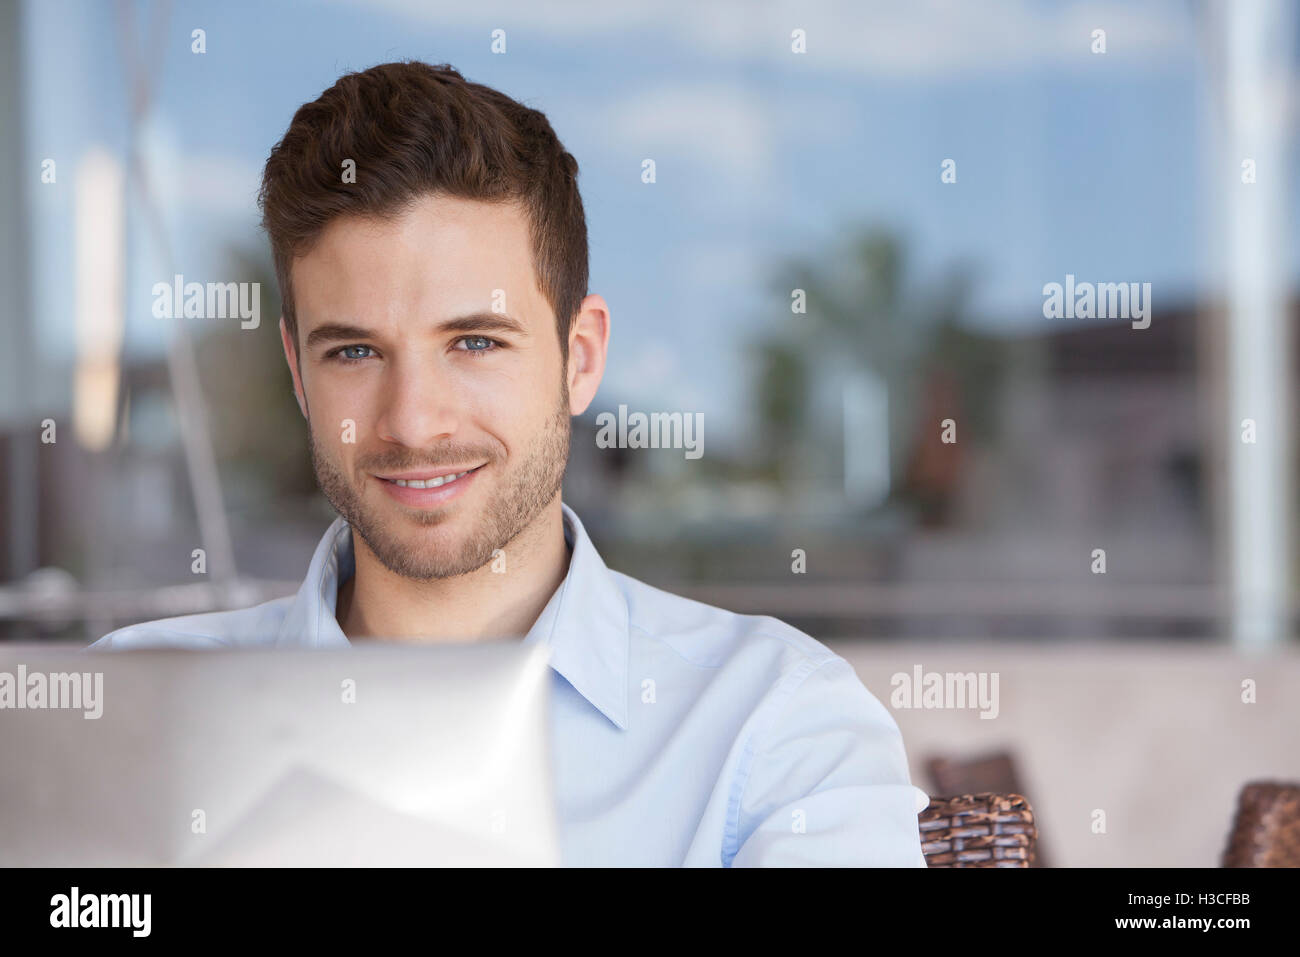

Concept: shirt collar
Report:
left=275, top=503, right=629, bottom=730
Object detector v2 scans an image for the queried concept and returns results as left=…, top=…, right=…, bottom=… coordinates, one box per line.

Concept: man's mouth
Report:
left=372, top=464, right=486, bottom=502
left=381, top=468, right=479, bottom=489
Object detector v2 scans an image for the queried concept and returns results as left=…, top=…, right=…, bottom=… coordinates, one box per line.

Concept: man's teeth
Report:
left=391, top=470, right=472, bottom=489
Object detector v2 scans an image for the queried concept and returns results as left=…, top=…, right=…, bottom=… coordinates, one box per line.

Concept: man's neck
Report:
left=335, top=497, right=571, bottom=642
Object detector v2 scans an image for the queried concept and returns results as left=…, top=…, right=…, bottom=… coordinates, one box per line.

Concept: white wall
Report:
left=829, top=639, right=1300, bottom=867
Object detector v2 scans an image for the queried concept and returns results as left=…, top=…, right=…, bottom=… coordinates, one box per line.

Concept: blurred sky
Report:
left=19, top=0, right=1300, bottom=443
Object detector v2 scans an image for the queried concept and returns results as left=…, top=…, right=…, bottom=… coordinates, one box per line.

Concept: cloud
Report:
left=340, top=0, right=1193, bottom=77
left=172, top=155, right=264, bottom=218
left=139, top=119, right=263, bottom=222
left=602, top=82, right=775, bottom=190
left=668, top=239, right=761, bottom=292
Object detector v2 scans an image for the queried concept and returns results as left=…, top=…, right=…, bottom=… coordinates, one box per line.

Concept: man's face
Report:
left=284, top=193, right=571, bottom=581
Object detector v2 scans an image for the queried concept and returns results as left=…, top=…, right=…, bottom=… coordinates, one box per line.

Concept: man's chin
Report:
left=384, top=501, right=462, bottom=527
left=360, top=524, right=495, bottom=581
left=378, top=505, right=474, bottom=542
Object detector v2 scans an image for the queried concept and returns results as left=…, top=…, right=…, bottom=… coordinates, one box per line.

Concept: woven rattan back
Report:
left=1222, top=780, right=1300, bottom=867
left=919, top=792, right=1037, bottom=867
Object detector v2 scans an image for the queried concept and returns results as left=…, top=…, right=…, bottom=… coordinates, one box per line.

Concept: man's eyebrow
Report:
left=438, top=312, right=529, bottom=337
left=304, top=323, right=374, bottom=350
left=304, top=313, right=529, bottom=350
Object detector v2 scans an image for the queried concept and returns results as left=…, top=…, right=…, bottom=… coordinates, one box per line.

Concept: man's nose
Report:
left=372, top=356, right=462, bottom=448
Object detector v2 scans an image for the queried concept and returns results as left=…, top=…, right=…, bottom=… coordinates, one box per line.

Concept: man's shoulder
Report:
left=612, top=569, right=925, bottom=824
left=611, top=570, right=840, bottom=677
left=88, top=597, right=295, bottom=650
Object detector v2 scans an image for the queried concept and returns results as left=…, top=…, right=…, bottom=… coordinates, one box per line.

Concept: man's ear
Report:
left=566, top=294, right=610, bottom=417
left=279, top=316, right=308, bottom=420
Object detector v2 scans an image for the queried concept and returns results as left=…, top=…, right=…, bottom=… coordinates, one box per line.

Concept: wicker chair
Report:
left=919, top=792, right=1038, bottom=867
left=927, top=750, right=1049, bottom=866
left=1221, top=780, right=1300, bottom=867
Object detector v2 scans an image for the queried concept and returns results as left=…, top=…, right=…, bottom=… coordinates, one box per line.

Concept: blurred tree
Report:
left=750, top=337, right=808, bottom=481
left=750, top=225, right=1006, bottom=519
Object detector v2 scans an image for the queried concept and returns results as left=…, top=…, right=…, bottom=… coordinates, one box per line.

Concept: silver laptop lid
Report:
left=0, top=640, right=559, bottom=866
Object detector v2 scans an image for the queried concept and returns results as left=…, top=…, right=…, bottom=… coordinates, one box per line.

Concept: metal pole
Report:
left=1217, top=0, right=1295, bottom=648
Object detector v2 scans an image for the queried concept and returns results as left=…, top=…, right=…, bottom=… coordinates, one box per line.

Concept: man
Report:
left=93, top=61, right=929, bottom=866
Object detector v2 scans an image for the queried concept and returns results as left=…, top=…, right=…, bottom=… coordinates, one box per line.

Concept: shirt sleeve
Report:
left=86, top=628, right=222, bottom=651
left=728, top=655, right=930, bottom=867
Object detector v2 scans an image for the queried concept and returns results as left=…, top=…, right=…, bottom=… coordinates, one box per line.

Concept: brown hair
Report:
left=259, top=61, right=588, bottom=357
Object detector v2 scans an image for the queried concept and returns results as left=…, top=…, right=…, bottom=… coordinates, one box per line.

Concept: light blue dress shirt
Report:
left=92, top=504, right=930, bottom=866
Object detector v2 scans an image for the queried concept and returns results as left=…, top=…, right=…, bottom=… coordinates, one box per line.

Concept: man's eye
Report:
left=455, top=336, right=499, bottom=353
left=327, top=344, right=375, bottom=362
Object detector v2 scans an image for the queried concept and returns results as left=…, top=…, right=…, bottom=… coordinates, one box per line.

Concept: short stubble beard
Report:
left=308, top=384, right=571, bottom=581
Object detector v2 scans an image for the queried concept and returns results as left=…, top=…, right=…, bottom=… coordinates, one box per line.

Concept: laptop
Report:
left=0, top=639, right=560, bottom=866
